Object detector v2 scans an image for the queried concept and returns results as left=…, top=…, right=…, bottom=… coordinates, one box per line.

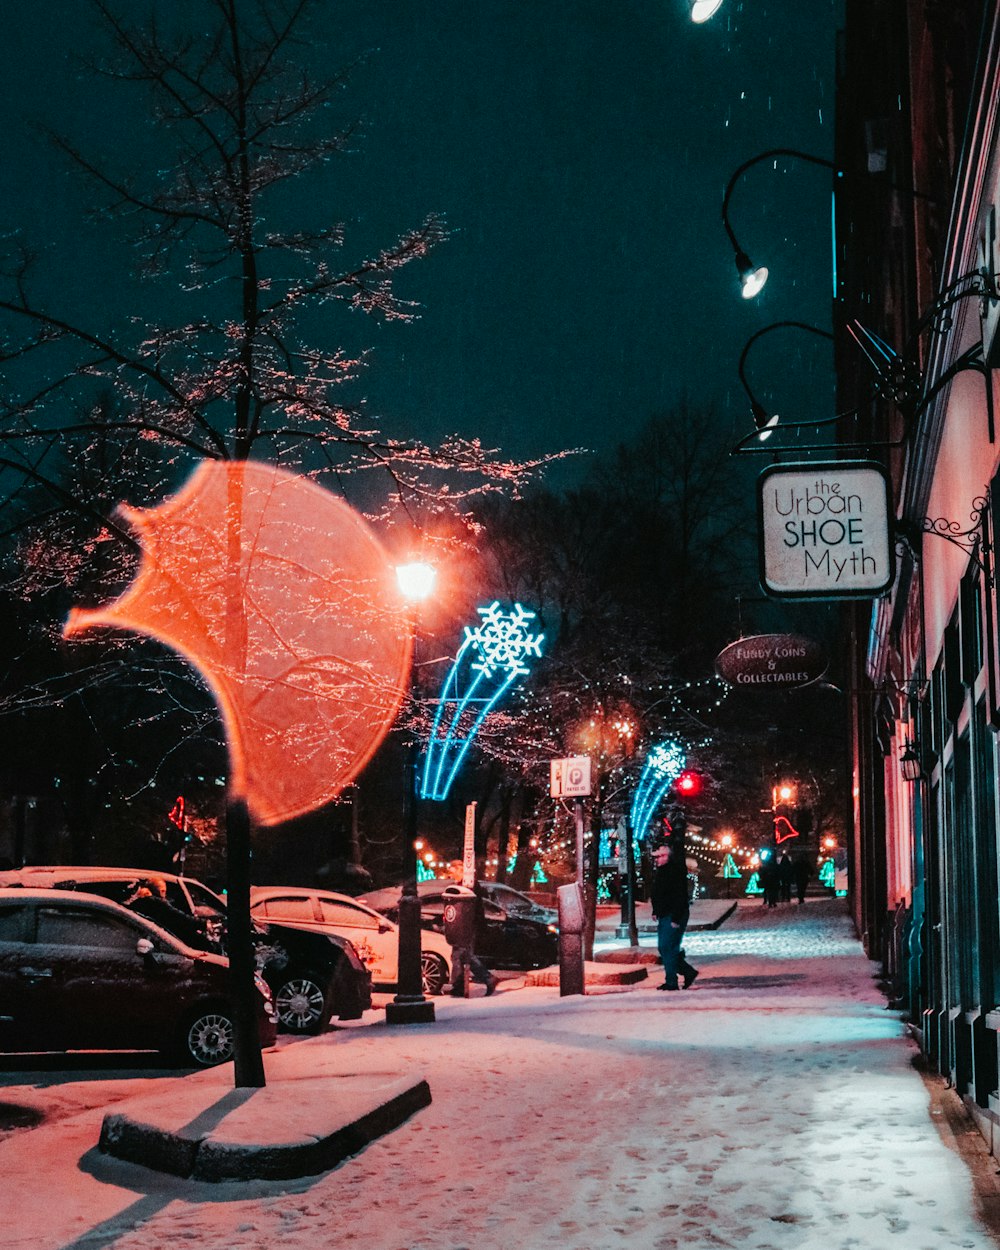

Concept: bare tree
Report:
left=0, top=0, right=566, bottom=1084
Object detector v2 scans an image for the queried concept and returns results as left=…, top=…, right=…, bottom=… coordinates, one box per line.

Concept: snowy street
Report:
left=2, top=896, right=997, bottom=1250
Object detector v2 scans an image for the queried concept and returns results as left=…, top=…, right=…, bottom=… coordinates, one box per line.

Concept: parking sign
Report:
left=550, top=756, right=592, bottom=797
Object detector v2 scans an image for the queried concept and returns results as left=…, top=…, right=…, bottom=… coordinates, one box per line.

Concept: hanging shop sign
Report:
left=715, top=633, right=827, bottom=689
left=757, top=460, right=894, bottom=599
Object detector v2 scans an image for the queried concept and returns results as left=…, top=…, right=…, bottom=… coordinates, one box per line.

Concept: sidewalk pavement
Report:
left=595, top=895, right=737, bottom=935
left=90, top=894, right=740, bottom=1180
left=6, top=897, right=1000, bottom=1250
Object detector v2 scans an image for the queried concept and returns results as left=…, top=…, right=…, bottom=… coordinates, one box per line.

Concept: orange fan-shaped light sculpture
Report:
left=65, top=461, right=412, bottom=826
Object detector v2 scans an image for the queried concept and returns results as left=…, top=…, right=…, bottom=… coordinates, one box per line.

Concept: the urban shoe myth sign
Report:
left=757, top=460, right=894, bottom=599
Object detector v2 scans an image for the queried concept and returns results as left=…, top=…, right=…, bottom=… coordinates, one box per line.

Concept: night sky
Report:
left=1, top=0, right=843, bottom=481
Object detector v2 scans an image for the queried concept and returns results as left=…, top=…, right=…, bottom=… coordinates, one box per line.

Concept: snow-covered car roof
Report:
left=0, top=865, right=223, bottom=899
left=0, top=886, right=228, bottom=964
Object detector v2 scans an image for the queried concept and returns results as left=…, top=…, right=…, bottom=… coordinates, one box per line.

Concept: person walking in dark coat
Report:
left=650, top=838, right=698, bottom=991
left=777, top=851, right=794, bottom=903
left=759, top=850, right=780, bottom=908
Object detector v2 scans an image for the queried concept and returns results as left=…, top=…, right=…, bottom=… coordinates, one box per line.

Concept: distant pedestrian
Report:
left=759, top=851, right=780, bottom=908
left=650, top=837, right=698, bottom=991
left=792, top=855, right=811, bottom=904
left=777, top=851, right=794, bottom=903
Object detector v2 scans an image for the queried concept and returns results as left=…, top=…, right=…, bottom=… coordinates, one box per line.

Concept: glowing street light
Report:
left=387, top=559, right=438, bottom=1026
left=396, top=560, right=437, bottom=602
left=690, top=0, right=724, bottom=22
left=738, top=256, right=769, bottom=298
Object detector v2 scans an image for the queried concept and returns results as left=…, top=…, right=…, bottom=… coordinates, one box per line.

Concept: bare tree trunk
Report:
left=584, top=794, right=602, bottom=960
left=224, top=467, right=264, bottom=1087
left=495, top=789, right=512, bottom=883
left=226, top=797, right=265, bottom=1087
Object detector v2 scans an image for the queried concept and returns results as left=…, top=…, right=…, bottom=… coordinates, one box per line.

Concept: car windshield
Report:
left=183, top=880, right=227, bottom=919
left=489, top=887, right=537, bottom=915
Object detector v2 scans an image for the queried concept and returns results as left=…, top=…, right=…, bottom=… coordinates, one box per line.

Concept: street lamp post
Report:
left=615, top=813, right=639, bottom=947
left=386, top=560, right=437, bottom=1026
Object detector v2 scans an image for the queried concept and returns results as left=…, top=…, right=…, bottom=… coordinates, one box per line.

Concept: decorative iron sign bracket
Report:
left=896, top=495, right=992, bottom=585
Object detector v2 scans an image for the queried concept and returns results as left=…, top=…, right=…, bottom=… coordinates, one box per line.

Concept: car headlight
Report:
left=254, top=973, right=272, bottom=1001
left=547, top=924, right=558, bottom=934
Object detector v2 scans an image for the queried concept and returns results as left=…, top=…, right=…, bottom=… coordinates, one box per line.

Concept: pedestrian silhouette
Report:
left=777, top=851, right=794, bottom=903
left=759, top=851, right=780, bottom=908
left=650, top=837, right=698, bottom=990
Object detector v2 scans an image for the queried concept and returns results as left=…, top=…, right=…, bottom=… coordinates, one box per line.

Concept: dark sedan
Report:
left=0, top=888, right=276, bottom=1066
left=0, top=867, right=372, bottom=1034
left=359, top=881, right=559, bottom=971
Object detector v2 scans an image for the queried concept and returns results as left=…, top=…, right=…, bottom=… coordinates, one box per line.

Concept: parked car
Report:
left=479, top=882, right=559, bottom=928
left=358, top=880, right=559, bottom=971
left=249, top=885, right=453, bottom=995
left=0, top=887, right=277, bottom=1066
left=0, top=867, right=371, bottom=1034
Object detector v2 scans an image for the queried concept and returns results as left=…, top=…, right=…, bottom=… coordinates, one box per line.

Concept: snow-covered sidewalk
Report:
left=3, top=896, right=997, bottom=1250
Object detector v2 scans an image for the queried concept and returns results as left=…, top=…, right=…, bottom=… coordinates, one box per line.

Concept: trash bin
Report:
left=557, top=882, right=585, bottom=996
left=443, top=884, right=476, bottom=996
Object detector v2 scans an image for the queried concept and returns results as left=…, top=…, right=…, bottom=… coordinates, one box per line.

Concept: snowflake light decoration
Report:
left=420, top=602, right=544, bottom=801
left=466, top=602, right=544, bottom=678
left=630, top=739, right=686, bottom=843
left=646, top=741, right=686, bottom=780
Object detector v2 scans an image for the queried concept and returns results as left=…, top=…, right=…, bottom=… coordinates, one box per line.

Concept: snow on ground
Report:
left=2, top=896, right=996, bottom=1250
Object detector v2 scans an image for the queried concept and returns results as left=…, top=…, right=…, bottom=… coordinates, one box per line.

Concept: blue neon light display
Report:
left=420, top=601, right=543, bottom=801
left=630, top=741, right=686, bottom=843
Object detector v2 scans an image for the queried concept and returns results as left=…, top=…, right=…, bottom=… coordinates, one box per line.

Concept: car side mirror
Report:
left=378, top=921, right=392, bottom=934
left=136, top=937, right=154, bottom=957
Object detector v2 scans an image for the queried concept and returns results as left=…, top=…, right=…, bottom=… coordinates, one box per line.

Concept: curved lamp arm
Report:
left=738, top=320, right=834, bottom=434
left=722, top=149, right=938, bottom=300
left=722, top=148, right=836, bottom=298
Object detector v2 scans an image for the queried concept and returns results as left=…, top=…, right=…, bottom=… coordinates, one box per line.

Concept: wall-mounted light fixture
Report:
left=899, top=740, right=924, bottom=783
left=730, top=273, right=998, bottom=456
left=690, top=0, right=724, bottom=21
left=722, top=147, right=939, bottom=301
left=737, top=320, right=835, bottom=444
left=722, top=148, right=836, bottom=299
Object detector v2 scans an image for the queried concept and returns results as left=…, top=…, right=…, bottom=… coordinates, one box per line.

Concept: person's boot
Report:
left=681, top=960, right=699, bottom=989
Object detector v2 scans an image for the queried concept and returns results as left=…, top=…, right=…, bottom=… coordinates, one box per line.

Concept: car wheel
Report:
left=274, top=973, right=329, bottom=1033
left=183, top=1007, right=236, bottom=1067
left=420, top=953, right=449, bottom=996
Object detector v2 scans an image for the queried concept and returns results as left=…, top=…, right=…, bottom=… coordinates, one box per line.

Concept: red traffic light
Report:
left=675, top=770, right=703, bottom=798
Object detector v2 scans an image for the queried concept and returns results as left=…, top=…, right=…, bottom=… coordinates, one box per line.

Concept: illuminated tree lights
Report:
left=420, top=602, right=544, bottom=800
left=630, top=740, right=686, bottom=843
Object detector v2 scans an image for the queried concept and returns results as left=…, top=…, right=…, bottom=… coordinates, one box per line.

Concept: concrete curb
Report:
left=689, top=900, right=738, bottom=930
left=592, top=947, right=660, bottom=965
left=99, top=1074, right=431, bottom=1182
left=523, top=961, right=649, bottom=988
